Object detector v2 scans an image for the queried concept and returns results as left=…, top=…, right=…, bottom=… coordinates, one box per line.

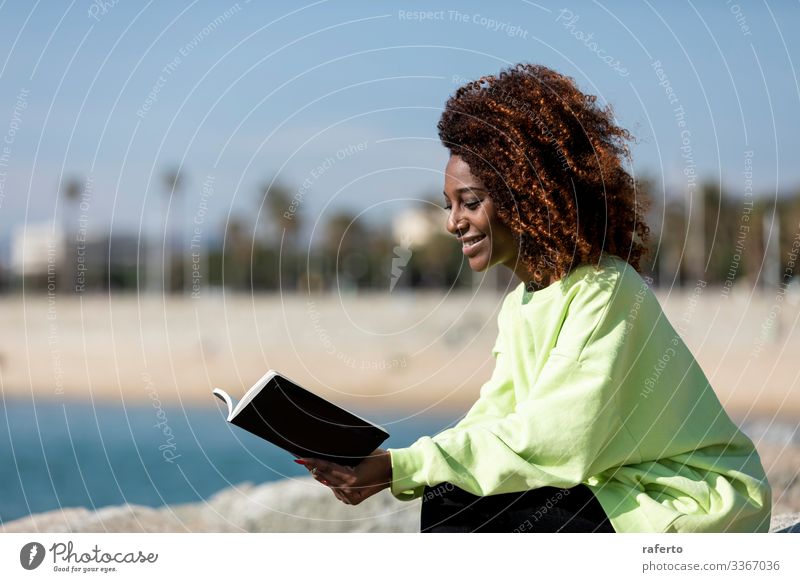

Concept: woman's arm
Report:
left=436, top=300, right=517, bottom=433
left=433, top=346, right=516, bottom=438
left=388, top=351, right=628, bottom=499
left=299, top=344, right=515, bottom=504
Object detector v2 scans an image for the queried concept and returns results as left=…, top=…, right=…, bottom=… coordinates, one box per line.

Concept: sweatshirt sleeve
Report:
left=385, top=348, right=514, bottom=502
left=443, top=330, right=516, bottom=430
left=386, top=306, right=515, bottom=501
left=387, top=351, right=625, bottom=499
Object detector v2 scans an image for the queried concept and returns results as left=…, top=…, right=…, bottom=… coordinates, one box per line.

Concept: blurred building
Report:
left=391, top=206, right=441, bottom=247
left=10, top=222, right=64, bottom=284
left=9, top=222, right=142, bottom=292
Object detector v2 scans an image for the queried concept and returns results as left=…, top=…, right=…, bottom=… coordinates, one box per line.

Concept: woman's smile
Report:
left=460, top=233, right=487, bottom=255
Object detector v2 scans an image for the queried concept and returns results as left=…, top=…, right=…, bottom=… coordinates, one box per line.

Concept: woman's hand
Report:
left=297, top=448, right=392, bottom=506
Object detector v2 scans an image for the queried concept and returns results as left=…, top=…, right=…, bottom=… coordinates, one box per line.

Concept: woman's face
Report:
left=443, top=155, right=520, bottom=273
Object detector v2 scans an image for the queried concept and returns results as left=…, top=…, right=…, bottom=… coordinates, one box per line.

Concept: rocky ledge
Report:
left=1, top=477, right=417, bottom=533
left=2, top=477, right=798, bottom=533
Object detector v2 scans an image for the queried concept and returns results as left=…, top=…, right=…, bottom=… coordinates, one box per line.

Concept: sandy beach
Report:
left=1, top=286, right=798, bottom=419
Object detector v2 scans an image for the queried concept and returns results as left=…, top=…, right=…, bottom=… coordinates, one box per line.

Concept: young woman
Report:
left=297, top=63, right=771, bottom=533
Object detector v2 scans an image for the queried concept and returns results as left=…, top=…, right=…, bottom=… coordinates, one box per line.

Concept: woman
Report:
left=297, top=63, right=771, bottom=533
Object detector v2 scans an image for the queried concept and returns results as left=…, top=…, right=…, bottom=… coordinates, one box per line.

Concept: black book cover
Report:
left=213, top=371, right=390, bottom=466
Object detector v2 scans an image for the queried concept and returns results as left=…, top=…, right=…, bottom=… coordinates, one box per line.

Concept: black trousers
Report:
left=420, top=482, right=615, bottom=533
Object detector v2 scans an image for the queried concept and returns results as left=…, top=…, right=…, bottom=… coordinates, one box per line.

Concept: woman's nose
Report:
left=446, top=206, right=467, bottom=235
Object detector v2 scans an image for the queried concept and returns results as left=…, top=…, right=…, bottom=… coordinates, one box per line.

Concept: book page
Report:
left=212, top=388, right=235, bottom=420
left=233, top=369, right=278, bottom=418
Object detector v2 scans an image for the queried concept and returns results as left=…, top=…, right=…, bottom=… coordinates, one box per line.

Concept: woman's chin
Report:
left=466, top=256, right=490, bottom=273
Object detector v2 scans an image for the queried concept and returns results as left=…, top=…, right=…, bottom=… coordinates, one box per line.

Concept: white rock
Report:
left=0, top=477, right=420, bottom=533
left=2, top=478, right=797, bottom=533
left=769, top=512, right=800, bottom=533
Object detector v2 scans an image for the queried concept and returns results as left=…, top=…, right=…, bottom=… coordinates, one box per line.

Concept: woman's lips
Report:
left=462, top=234, right=486, bottom=257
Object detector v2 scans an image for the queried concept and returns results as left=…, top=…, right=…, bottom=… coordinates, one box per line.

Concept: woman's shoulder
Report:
left=561, top=254, right=646, bottom=303
left=555, top=255, right=656, bottom=337
left=550, top=255, right=660, bottom=358
left=498, top=254, right=651, bottom=317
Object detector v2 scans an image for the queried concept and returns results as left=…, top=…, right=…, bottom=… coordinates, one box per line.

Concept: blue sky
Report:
left=0, top=0, right=798, bottom=249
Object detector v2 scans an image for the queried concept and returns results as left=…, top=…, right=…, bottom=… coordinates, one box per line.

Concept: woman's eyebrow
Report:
left=442, top=186, right=487, bottom=200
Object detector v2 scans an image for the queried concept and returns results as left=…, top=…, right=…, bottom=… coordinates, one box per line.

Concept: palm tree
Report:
left=323, top=211, right=370, bottom=291
left=61, top=176, right=84, bottom=292
left=257, top=180, right=302, bottom=290
left=223, top=215, right=251, bottom=290
left=63, top=177, right=83, bottom=205
left=162, top=166, right=183, bottom=293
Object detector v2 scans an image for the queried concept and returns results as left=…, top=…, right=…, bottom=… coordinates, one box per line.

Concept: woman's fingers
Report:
left=331, top=486, right=350, bottom=504
left=302, top=458, right=355, bottom=486
left=326, top=481, right=371, bottom=505
left=318, top=459, right=354, bottom=481
left=298, top=458, right=325, bottom=477
left=329, top=483, right=361, bottom=505
left=298, top=458, right=370, bottom=505
left=347, top=489, right=365, bottom=506
left=337, top=489, right=357, bottom=505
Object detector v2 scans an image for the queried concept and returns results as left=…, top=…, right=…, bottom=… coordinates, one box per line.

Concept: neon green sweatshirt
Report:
left=387, top=254, right=771, bottom=532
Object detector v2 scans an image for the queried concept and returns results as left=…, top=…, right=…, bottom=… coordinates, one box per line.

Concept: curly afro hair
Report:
left=438, top=63, right=650, bottom=284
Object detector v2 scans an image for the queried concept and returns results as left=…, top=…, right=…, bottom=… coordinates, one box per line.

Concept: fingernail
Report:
left=294, top=459, right=307, bottom=465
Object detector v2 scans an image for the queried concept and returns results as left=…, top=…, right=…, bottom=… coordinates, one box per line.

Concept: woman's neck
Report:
left=511, top=265, right=557, bottom=289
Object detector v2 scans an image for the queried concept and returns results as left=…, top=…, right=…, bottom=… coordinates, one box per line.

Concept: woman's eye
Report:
left=442, top=200, right=480, bottom=211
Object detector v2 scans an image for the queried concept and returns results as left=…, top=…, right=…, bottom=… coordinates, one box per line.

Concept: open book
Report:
left=213, top=370, right=390, bottom=466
